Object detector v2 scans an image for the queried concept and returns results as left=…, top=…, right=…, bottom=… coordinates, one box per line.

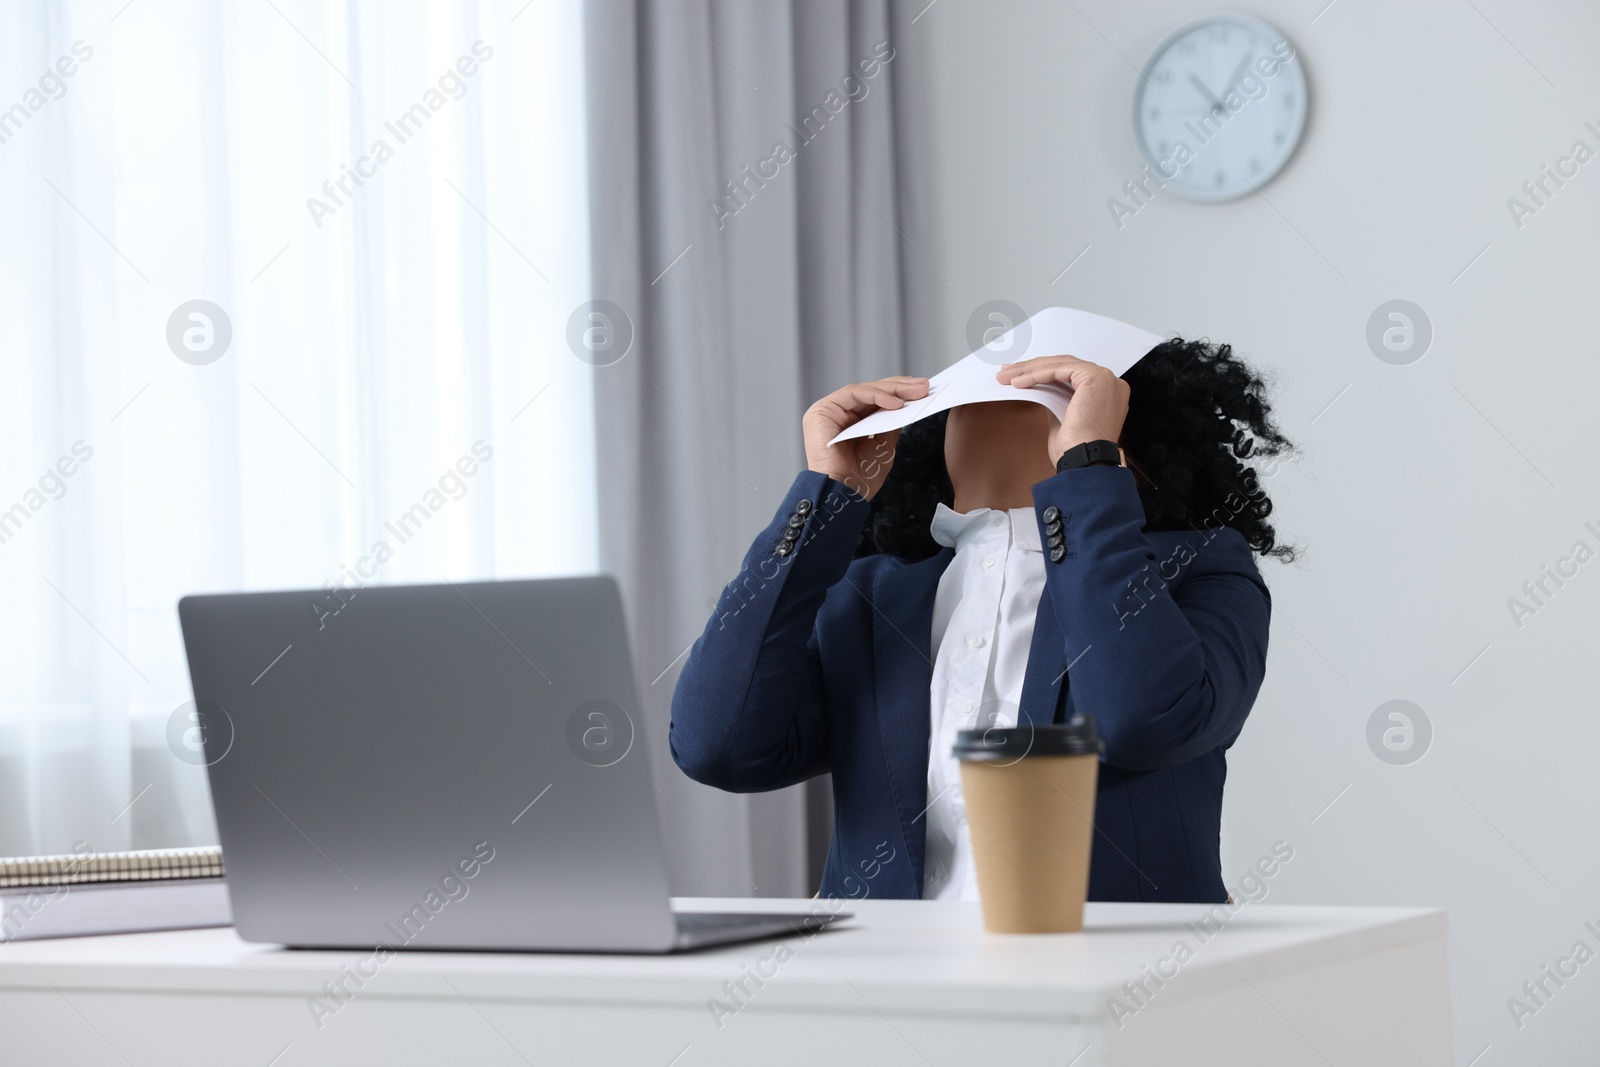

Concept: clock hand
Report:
left=1186, top=72, right=1225, bottom=112
left=1218, top=51, right=1255, bottom=100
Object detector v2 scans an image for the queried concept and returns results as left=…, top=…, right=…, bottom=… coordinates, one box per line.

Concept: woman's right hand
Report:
left=803, top=376, right=930, bottom=501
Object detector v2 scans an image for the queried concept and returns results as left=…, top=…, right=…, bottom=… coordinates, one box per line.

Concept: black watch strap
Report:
left=1056, top=439, right=1122, bottom=473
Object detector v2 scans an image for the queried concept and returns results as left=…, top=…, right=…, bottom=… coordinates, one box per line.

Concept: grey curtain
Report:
left=582, top=0, right=930, bottom=895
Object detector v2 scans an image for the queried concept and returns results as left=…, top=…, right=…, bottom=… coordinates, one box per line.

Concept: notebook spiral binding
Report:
left=0, top=846, right=224, bottom=889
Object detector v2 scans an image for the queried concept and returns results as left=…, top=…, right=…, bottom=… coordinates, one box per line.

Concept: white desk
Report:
left=0, top=897, right=1451, bottom=1066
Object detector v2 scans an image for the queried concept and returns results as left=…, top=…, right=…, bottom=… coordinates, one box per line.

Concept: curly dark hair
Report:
left=854, top=338, right=1296, bottom=562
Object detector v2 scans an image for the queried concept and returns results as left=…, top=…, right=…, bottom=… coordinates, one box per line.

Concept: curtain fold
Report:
left=583, top=0, right=923, bottom=895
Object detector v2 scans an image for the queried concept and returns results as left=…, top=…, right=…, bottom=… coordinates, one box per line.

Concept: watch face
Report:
left=1133, top=14, right=1309, bottom=202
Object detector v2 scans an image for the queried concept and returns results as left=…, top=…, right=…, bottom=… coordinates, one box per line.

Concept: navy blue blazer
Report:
left=670, top=465, right=1271, bottom=903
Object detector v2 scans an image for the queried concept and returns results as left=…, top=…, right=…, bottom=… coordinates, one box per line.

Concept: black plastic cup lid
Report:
left=953, top=715, right=1102, bottom=762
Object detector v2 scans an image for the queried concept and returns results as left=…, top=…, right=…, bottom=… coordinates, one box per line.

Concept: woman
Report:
left=670, top=339, right=1294, bottom=904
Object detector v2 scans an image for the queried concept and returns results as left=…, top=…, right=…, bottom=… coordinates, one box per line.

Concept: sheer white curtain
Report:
left=0, top=0, right=594, bottom=857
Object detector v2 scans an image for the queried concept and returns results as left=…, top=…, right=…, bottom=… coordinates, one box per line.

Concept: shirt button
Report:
left=960, top=701, right=976, bottom=715
left=991, top=515, right=1004, bottom=527
left=983, top=554, right=997, bottom=568
left=966, top=634, right=985, bottom=650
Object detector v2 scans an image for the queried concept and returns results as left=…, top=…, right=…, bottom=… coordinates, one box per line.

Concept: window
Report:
left=0, top=0, right=594, bottom=856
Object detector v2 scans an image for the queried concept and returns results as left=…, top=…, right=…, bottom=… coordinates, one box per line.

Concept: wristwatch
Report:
left=1055, top=439, right=1122, bottom=473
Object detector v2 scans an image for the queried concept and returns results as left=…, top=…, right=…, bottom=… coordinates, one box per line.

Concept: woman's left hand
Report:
left=997, top=355, right=1131, bottom=464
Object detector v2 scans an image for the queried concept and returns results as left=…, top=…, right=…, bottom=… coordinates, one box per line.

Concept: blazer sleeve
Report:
left=669, top=470, right=871, bottom=793
left=1033, top=465, right=1272, bottom=771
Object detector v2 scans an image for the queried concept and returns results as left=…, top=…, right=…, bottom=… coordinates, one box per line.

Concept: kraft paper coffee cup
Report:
left=954, top=716, right=1102, bottom=934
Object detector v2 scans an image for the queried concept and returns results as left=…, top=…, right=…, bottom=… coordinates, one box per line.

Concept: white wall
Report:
left=901, top=1, right=1600, bottom=1062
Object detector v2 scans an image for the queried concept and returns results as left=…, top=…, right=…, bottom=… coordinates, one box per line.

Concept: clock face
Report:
left=1133, top=14, right=1308, bottom=202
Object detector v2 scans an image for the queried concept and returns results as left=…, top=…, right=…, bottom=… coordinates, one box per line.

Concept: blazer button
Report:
left=781, top=528, right=799, bottom=544
left=1047, top=531, right=1064, bottom=549
left=787, top=514, right=806, bottom=530
left=795, top=499, right=814, bottom=515
left=1042, top=506, right=1061, bottom=524
left=1049, top=544, right=1066, bottom=563
left=776, top=543, right=793, bottom=557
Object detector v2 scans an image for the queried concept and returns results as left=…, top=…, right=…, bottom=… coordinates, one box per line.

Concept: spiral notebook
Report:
left=0, top=846, right=231, bottom=942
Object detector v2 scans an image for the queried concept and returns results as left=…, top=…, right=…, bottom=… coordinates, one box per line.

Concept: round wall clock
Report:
left=1132, top=14, right=1309, bottom=202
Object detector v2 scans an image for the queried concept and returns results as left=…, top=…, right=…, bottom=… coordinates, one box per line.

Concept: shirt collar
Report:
left=930, top=503, right=1043, bottom=553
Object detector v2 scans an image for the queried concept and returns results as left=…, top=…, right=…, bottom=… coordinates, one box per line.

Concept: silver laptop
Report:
left=177, top=576, right=846, bottom=952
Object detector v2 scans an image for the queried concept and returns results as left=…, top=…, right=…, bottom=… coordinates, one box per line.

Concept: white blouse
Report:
left=921, top=503, right=1046, bottom=900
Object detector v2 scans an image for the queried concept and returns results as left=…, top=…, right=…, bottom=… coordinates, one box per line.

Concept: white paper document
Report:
left=828, top=306, right=1165, bottom=445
